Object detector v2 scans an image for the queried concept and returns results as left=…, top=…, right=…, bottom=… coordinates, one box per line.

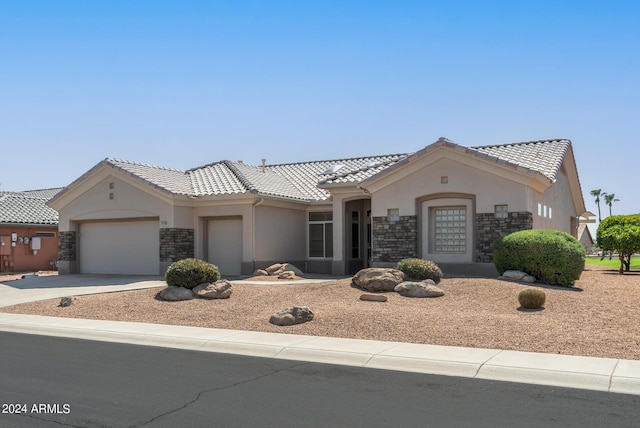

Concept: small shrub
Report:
left=493, top=229, right=585, bottom=287
left=518, top=288, right=546, bottom=309
left=165, top=258, right=220, bottom=290
left=397, top=258, right=443, bottom=284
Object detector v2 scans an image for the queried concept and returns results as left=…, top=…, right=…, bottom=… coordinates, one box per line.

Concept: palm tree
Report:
left=604, top=193, right=620, bottom=217
left=590, top=189, right=603, bottom=222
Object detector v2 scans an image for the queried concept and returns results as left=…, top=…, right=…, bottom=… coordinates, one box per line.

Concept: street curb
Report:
left=0, top=313, right=639, bottom=396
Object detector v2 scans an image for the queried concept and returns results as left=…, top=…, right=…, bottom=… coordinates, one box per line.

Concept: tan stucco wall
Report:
left=531, top=166, right=576, bottom=235
left=192, top=202, right=254, bottom=265
left=254, top=204, right=306, bottom=262
left=57, top=175, right=174, bottom=230
left=370, top=157, right=529, bottom=217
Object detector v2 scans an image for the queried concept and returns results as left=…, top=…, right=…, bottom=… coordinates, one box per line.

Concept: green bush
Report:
left=493, top=229, right=585, bottom=287
left=165, top=258, right=220, bottom=289
left=397, top=258, right=443, bottom=283
left=518, top=288, right=546, bottom=309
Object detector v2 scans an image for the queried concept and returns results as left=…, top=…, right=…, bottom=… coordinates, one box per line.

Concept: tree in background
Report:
left=596, top=214, right=640, bottom=274
left=603, top=192, right=620, bottom=217
left=590, top=189, right=604, bottom=222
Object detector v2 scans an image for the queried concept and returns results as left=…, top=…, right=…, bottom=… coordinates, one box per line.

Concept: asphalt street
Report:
left=1, top=332, right=639, bottom=428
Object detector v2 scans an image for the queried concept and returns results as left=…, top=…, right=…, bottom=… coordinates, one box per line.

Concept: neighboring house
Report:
left=577, top=224, right=595, bottom=253
left=48, top=138, right=586, bottom=277
left=0, top=188, right=62, bottom=272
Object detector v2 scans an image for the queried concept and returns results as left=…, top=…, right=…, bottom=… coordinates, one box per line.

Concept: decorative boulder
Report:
left=265, top=263, right=286, bottom=275
left=500, top=270, right=536, bottom=283
left=359, top=293, right=388, bottom=302
left=253, top=269, right=268, bottom=276
left=159, top=286, right=195, bottom=301
left=59, top=296, right=77, bottom=307
left=193, top=279, right=233, bottom=299
left=269, top=306, right=314, bottom=326
left=394, top=280, right=444, bottom=298
left=281, top=264, right=304, bottom=277
left=352, top=268, right=405, bottom=292
left=278, top=271, right=296, bottom=280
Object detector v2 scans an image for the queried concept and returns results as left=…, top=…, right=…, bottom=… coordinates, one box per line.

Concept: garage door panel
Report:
left=80, top=221, right=159, bottom=274
left=208, top=219, right=242, bottom=276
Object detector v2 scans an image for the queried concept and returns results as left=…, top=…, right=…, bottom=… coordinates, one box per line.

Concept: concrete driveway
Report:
left=0, top=274, right=166, bottom=307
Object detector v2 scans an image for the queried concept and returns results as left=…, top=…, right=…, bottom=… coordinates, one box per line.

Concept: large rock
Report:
left=394, top=280, right=444, bottom=298
left=265, top=263, right=286, bottom=275
left=352, top=268, right=405, bottom=292
left=269, top=306, right=314, bottom=326
left=264, top=263, right=304, bottom=277
left=159, top=286, right=195, bottom=301
left=252, top=269, right=268, bottom=276
left=59, top=296, right=77, bottom=307
left=278, top=271, right=296, bottom=280
left=193, top=279, right=233, bottom=299
left=500, top=270, right=536, bottom=283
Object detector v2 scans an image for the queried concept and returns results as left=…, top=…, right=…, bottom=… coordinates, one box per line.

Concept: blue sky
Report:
left=1, top=1, right=638, bottom=225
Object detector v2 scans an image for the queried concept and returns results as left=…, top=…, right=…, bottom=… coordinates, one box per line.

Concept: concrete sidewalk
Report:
left=0, top=274, right=639, bottom=396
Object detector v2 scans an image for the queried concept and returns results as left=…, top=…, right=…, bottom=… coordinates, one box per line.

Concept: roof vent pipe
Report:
left=261, top=159, right=266, bottom=173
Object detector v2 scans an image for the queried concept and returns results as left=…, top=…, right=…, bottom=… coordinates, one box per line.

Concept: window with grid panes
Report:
left=308, top=212, right=333, bottom=258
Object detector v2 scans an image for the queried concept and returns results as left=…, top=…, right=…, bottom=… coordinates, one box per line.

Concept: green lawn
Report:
left=585, top=256, right=640, bottom=270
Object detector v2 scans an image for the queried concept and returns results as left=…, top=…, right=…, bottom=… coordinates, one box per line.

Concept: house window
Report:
left=495, top=204, right=508, bottom=219
left=549, top=207, right=552, bottom=219
left=387, top=208, right=400, bottom=222
left=309, top=212, right=333, bottom=258
left=538, top=203, right=542, bottom=216
left=434, top=208, right=466, bottom=253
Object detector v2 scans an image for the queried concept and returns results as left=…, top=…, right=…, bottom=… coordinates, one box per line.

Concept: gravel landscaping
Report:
left=1, top=266, right=639, bottom=360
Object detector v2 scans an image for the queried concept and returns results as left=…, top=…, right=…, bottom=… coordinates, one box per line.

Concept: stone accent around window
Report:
left=476, top=212, right=532, bottom=262
left=58, top=231, right=77, bottom=261
left=160, top=228, right=194, bottom=263
left=372, top=215, right=417, bottom=263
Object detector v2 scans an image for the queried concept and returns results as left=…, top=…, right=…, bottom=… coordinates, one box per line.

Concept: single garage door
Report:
left=80, top=220, right=159, bottom=274
left=208, top=218, right=242, bottom=276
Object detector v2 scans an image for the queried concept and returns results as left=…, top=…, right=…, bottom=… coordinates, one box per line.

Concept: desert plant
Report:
left=493, top=229, right=585, bottom=287
left=397, top=258, right=443, bottom=283
left=518, top=288, right=546, bottom=309
left=165, top=258, right=220, bottom=289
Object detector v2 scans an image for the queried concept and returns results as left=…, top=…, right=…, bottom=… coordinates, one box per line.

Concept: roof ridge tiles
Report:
left=265, top=152, right=409, bottom=167
left=472, top=138, right=570, bottom=149
left=107, top=158, right=186, bottom=173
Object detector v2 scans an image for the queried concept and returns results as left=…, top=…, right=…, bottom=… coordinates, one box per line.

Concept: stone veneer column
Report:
left=475, top=212, right=532, bottom=262
left=58, top=231, right=77, bottom=261
left=160, top=228, right=194, bottom=263
left=371, top=216, right=417, bottom=264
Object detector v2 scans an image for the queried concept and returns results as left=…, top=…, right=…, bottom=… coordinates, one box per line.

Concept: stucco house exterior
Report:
left=0, top=188, right=62, bottom=272
left=48, top=138, right=586, bottom=277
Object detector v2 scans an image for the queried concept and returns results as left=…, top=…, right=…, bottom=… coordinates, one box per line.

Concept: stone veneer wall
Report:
left=372, top=216, right=417, bottom=263
left=58, top=231, right=77, bottom=261
left=160, top=228, right=194, bottom=263
left=475, top=212, right=532, bottom=262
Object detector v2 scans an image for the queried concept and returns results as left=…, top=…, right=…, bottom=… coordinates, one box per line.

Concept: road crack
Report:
left=128, top=361, right=310, bottom=427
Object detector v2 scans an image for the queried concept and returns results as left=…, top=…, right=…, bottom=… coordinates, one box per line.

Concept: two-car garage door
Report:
left=80, top=220, right=159, bottom=275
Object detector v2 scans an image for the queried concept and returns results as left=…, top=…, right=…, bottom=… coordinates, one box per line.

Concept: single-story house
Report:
left=48, top=138, right=586, bottom=277
left=0, top=188, right=62, bottom=272
left=577, top=224, right=595, bottom=253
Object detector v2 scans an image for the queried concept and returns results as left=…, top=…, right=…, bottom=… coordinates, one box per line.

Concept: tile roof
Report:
left=96, top=138, right=573, bottom=202
left=0, top=188, right=63, bottom=225
left=470, top=139, right=570, bottom=181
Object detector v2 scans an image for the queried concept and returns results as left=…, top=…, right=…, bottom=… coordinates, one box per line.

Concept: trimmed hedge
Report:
left=397, top=258, right=443, bottom=283
left=493, top=229, right=585, bottom=287
left=165, top=258, right=220, bottom=289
